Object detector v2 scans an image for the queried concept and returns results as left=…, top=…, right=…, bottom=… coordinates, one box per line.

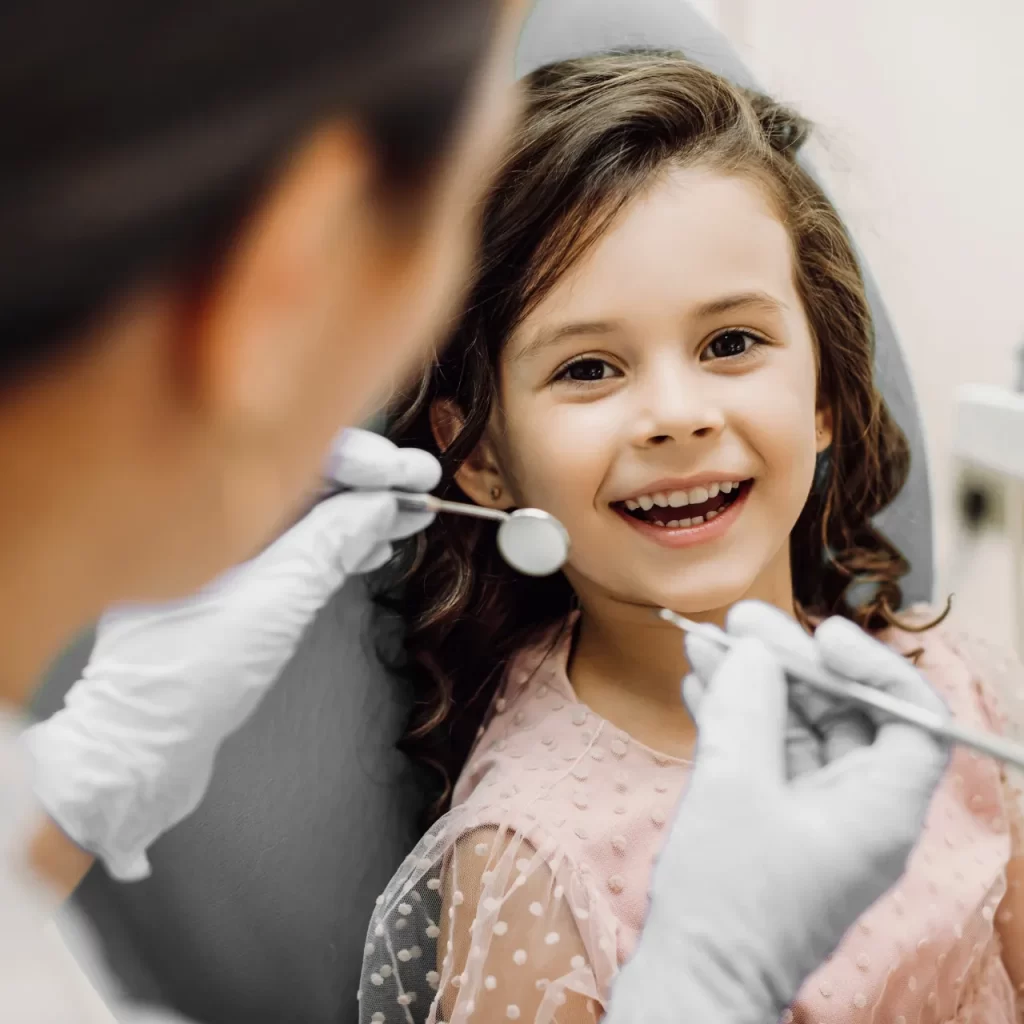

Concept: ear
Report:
left=189, top=125, right=373, bottom=435
left=430, top=399, right=514, bottom=509
left=815, top=404, right=833, bottom=453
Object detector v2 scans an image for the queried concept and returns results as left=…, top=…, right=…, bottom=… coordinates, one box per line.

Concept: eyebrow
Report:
left=693, top=291, right=788, bottom=319
left=513, top=320, right=621, bottom=363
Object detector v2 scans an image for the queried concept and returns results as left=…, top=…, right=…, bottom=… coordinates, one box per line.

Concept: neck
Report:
left=567, top=548, right=797, bottom=758
left=0, top=462, right=120, bottom=711
left=0, top=341, right=156, bottom=711
left=0, top=535, right=93, bottom=713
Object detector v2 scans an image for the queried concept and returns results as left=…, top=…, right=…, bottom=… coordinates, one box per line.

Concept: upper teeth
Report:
left=624, top=481, right=742, bottom=511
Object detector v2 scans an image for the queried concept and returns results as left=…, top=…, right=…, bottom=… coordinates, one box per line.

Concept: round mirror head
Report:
left=497, top=508, right=570, bottom=576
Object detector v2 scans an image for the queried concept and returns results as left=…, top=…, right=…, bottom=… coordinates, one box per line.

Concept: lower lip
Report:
left=613, top=483, right=752, bottom=549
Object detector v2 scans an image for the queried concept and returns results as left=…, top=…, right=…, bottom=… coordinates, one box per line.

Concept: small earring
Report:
left=490, top=485, right=502, bottom=501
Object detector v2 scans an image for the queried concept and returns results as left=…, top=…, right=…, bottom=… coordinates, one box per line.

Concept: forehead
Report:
left=516, top=166, right=798, bottom=333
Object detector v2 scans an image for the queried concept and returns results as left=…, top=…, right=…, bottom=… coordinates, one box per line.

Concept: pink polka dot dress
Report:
left=358, top=612, right=1024, bottom=1023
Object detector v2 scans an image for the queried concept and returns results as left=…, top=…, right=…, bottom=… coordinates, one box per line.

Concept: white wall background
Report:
left=700, top=0, right=1024, bottom=645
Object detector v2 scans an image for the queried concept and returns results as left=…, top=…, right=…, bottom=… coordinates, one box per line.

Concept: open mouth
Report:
left=613, top=479, right=753, bottom=528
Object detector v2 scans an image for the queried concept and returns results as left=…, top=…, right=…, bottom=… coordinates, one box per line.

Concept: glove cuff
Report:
left=22, top=718, right=159, bottom=882
left=39, top=790, right=152, bottom=882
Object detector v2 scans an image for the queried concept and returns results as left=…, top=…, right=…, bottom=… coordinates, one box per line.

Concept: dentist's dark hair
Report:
left=381, top=51, right=943, bottom=820
left=0, top=0, right=500, bottom=385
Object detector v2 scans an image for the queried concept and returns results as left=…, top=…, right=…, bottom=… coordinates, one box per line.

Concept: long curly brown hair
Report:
left=379, top=51, right=942, bottom=818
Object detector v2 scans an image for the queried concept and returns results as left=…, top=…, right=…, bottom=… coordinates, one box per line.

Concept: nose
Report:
left=631, top=361, right=726, bottom=448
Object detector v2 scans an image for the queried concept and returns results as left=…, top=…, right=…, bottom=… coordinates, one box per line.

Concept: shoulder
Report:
left=881, top=602, right=1013, bottom=660
left=880, top=603, right=1023, bottom=731
left=373, top=801, right=602, bottom=916
left=452, top=620, right=578, bottom=807
left=363, top=801, right=620, bottom=1003
left=876, top=603, right=971, bottom=693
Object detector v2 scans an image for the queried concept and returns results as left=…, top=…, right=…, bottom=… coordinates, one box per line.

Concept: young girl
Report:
left=358, top=52, right=1024, bottom=1023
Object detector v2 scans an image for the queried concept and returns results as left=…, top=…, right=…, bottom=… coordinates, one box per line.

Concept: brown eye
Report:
left=704, top=330, right=759, bottom=360
left=555, top=358, right=619, bottom=383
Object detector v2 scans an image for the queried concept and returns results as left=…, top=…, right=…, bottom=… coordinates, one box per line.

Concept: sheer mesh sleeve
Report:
left=941, top=624, right=1024, bottom=857
left=940, top=626, right=1024, bottom=1008
left=358, top=809, right=617, bottom=1023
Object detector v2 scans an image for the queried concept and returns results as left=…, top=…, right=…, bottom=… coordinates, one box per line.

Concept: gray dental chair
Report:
left=31, top=3, right=934, bottom=1022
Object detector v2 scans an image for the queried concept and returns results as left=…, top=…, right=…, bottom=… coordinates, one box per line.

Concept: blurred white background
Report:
left=694, top=0, right=1024, bottom=646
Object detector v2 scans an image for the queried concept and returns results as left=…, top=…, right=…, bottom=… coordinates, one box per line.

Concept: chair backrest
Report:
left=33, top=4, right=933, bottom=1022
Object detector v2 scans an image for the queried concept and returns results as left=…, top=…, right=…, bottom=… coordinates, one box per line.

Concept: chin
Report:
left=657, top=574, right=761, bottom=618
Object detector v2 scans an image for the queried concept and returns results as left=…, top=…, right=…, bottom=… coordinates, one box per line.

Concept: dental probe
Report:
left=660, top=607, right=1024, bottom=773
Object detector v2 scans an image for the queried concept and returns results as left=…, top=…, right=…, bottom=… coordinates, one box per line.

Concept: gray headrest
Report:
left=517, top=0, right=755, bottom=86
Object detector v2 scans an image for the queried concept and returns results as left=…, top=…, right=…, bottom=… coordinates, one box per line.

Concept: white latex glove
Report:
left=606, top=601, right=950, bottom=1024
left=682, top=602, right=896, bottom=780
left=23, top=429, right=440, bottom=882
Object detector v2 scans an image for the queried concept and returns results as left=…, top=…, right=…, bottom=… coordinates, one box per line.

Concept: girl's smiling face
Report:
left=464, top=165, right=832, bottom=620
left=398, top=54, right=915, bottom=790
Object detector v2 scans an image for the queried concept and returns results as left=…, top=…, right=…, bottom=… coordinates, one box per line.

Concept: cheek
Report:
left=341, top=179, right=486, bottom=420
left=408, top=206, right=477, bottom=335
left=501, top=402, right=622, bottom=513
left=741, top=361, right=820, bottom=501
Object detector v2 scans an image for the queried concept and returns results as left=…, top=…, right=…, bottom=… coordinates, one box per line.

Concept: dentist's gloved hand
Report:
left=606, top=601, right=950, bottom=1024
left=23, top=428, right=440, bottom=882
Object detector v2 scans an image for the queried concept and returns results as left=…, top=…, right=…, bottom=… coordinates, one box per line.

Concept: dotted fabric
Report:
left=358, top=610, right=1024, bottom=1023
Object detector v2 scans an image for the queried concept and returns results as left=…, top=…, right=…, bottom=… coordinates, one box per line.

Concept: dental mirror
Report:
left=396, top=495, right=570, bottom=576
